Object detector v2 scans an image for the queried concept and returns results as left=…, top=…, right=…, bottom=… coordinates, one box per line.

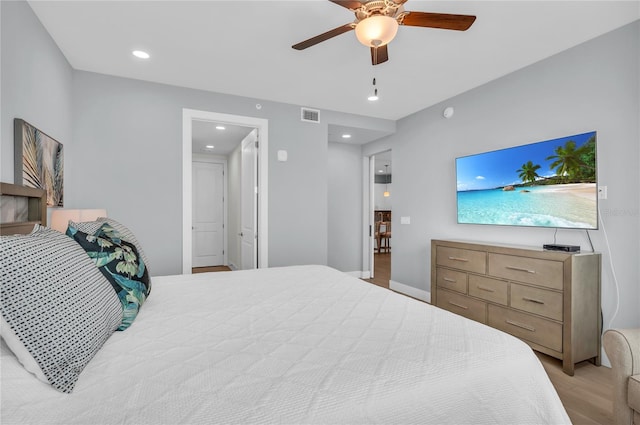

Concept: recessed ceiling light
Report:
left=132, top=50, right=150, bottom=59
left=205, top=145, right=214, bottom=149
left=342, top=134, right=351, bottom=139
left=367, top=94, right=379, bottom=101
left=216, top=125, right=225, bottom=130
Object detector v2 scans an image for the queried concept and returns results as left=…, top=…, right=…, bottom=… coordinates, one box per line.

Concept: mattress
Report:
left=1, top=265, right=570, bottom=424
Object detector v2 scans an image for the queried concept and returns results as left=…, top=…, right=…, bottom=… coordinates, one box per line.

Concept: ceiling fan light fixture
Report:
left=355, top=15, right=399, bottom=47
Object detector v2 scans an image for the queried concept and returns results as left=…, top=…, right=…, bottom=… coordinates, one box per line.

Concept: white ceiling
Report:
left=192, top=120, right=254, bottom=156
left=374, top=150, right=392, bottom=175
left=29, top=1, right=639, bottom=125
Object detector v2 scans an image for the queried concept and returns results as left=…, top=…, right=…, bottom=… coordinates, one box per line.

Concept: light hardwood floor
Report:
left=363, top=253, right=391, bottom=288
left=361, top=253, right=613, bottom=425
left=537, top=353, right=613, bottom=425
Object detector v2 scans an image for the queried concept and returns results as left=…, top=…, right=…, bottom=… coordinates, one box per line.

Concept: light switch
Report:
left=401, top=216, right=410, bottom=225
left=277, top=150, right=288, bottom=162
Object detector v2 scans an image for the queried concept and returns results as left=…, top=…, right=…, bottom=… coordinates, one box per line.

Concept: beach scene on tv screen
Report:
left=456, top=131, right=597, bottom=229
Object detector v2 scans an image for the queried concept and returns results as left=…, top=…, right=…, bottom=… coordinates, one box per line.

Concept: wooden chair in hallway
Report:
left=375, top=221, right=383, bottom=252
left=379, top=221, right=391, bottom=253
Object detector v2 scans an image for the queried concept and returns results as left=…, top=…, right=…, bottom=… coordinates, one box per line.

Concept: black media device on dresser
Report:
left=543, top=243, right=581, bottom=252
left=431, top=239, right=601, bottom=376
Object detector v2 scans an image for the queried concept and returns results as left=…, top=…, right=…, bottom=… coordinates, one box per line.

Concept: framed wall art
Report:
left=14, top=119, right=64, bottom=207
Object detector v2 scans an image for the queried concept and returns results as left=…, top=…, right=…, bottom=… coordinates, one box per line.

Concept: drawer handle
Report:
left=443, top=277, right=457, bottom=283
left=448, top=256, right=469, bottom=262
left=477, top=285, right=495, bottom=293
left=506, top=319, right=536, bottom=332
left=449, top=301, right=469, bottom=310
left=505, top=266, right=536, bottom=274
left=522, top=296, right=545, bottom=305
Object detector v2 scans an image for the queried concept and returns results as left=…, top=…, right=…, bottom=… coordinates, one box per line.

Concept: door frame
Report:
left=182, top=108, right=269, bottom=274
left=361, top=155, right=375, bottom=278
left=192, top=154, right=228, bottom=267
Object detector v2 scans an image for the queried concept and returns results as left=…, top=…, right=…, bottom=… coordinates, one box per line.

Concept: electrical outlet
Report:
left=598, top=185, right=607, bottom=200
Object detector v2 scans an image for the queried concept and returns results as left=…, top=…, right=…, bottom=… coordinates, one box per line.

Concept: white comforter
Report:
left=1, top=265, right=570, bottom=424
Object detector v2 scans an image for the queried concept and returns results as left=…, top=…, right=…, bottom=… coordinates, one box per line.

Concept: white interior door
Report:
left=240, top=129, right=258, bottom=270
left=192, top=161, right=224, bottom=267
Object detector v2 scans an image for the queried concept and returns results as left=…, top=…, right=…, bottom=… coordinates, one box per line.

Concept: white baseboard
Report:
left=227, top=263, right=238, bottom=271
left=390, top=280, right=431, bottom=303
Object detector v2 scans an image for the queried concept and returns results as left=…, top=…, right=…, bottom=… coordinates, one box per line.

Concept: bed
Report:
left=0, top=183, right=571, bottom=424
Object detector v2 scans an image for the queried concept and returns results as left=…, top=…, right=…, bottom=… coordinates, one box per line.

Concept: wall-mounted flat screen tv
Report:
left=456, top=131, right=597, bottom=229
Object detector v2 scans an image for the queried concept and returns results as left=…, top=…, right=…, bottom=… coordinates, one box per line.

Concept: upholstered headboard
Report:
left=0, top=182, right=47, bottom=235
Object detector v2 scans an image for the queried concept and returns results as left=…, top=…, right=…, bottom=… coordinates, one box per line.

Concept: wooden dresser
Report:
left=430, top=239, right=601, bottom=375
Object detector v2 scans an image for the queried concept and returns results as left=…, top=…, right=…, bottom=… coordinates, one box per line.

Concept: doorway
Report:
left=363, top=150, right=392, bottom=287
left=182, top=109, right=269, bottom=274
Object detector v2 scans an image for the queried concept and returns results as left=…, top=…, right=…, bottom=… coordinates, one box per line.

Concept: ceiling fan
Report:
left=292, top=0, right=476, bottom=65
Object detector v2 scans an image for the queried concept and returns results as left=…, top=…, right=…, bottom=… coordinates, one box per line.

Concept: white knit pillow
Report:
left=0, top=225, right=122, bottom=393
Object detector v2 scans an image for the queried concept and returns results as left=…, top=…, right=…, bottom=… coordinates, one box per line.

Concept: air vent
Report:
left=301, top=107, right=320, bottom=123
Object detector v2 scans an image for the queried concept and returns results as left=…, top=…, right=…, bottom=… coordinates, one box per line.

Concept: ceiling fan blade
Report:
left=371, top=44, right=389, bottom=66
left=401, top=12, right=476, bottom=31
left=329, top=0, right=364, bottom=11
left=292, top=23, right=354, bottom=50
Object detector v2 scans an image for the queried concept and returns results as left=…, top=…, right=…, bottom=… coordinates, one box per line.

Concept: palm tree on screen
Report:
left=517, top=161, right=541, bottom=184
left=546, top=140, right=584, bottom=181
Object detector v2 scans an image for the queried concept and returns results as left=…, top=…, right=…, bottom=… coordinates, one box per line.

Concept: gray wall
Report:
left=70, top=71, right=371, bottom=276
left=327, top=142, right=363, bottom=272
left=370, top=21, right=639, bottom=329
left=1, top=1, right=73, bottom=184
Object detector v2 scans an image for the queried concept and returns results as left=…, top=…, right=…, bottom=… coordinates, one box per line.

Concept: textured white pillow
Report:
left=0, top=225, right=122, bottom=393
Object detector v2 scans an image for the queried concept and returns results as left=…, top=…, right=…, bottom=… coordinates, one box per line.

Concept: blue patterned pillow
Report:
left=67, top=223, right=151, bottom=330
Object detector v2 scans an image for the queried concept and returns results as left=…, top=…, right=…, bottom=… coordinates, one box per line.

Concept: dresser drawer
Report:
left=510, top=283, right=563, bottom=321
left=436, top=289, right=486, bottom=324
left=488, top=305, right=562, bottom=352
left=468, top=275, right=508, bottom=306
left=488, top=253, right=563, bottom=290
left=436, top=268, right=467, bottom=294
left=436, top=247, right=486, bottom=274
